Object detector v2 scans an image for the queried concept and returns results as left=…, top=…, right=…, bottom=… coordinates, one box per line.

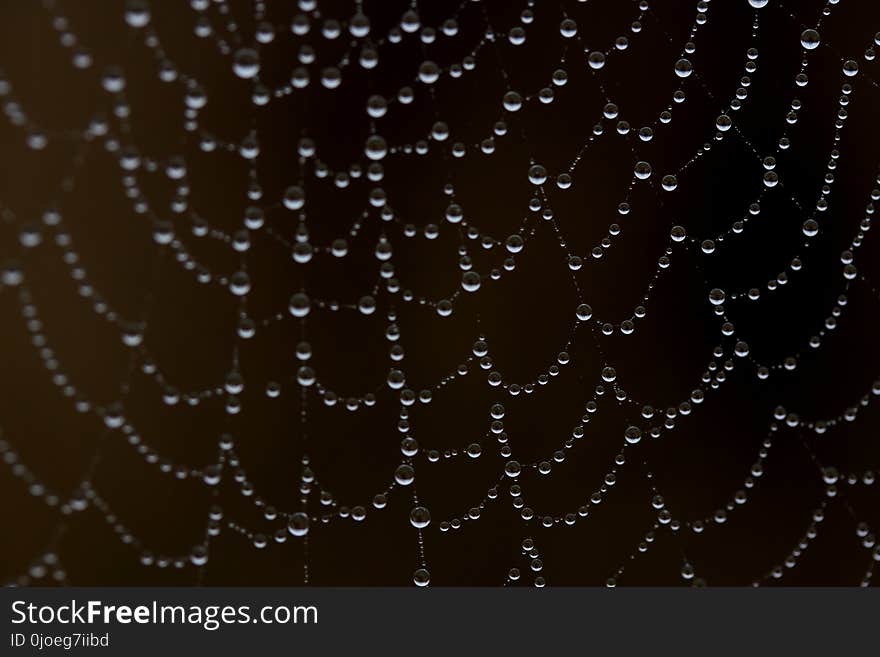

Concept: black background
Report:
left=1, top=0, right=879, bottom=586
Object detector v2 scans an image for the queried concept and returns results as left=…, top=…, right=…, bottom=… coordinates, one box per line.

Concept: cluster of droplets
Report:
left=2, top=0, right=880, bottom=587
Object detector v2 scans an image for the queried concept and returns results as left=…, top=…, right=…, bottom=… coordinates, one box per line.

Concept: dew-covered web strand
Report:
left=0, top=0, right=878, bottom=587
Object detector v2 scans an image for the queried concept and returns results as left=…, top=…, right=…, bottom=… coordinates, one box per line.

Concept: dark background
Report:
left=1, top=0, right=879, bottom=586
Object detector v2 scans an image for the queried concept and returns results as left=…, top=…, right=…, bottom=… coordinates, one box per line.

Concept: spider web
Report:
left=1, top=0, right=879, bottom=587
